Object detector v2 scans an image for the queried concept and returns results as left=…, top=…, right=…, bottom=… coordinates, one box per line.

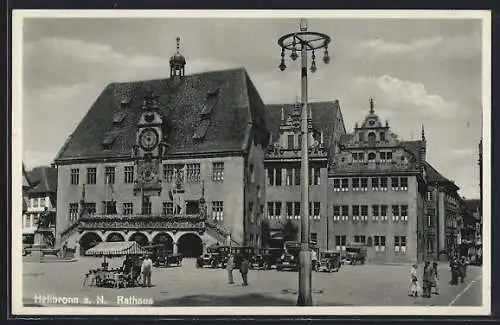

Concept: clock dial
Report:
left=139, top=128, right=159, bottom=151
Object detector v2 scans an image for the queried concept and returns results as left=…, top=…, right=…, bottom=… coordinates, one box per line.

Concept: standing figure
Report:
left=450, top=256, right=459, bottom=285
left=227, top=253, right=235, bottom=284
left=431, top=261, right=440, bottom=295
left=239, top=254, right=249, bottom=286
left=141, top=254, right=153, bottom=287
left=409, top=264, right=420, bottom=297
left=459, top=256, right=467, bottom=283
left=422, top=260, right=433, bottom=298
left=311, top=249, right=318, bottom=272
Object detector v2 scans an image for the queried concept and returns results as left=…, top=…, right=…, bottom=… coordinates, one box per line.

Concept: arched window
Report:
left=368, top=132, right=376, bottom=145
left=368, top=152, right=376, bottom=161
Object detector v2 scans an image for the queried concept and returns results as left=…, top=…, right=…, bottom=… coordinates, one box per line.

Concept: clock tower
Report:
left=133, top=89, right=166, bottom=199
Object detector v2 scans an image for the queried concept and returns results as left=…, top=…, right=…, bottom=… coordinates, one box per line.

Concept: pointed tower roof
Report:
left=169, top=37, right=186, bottom=66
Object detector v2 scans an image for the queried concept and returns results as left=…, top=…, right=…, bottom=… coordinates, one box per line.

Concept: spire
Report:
left=369, top=98, right=375, bottom=114
left=169, top=36, right=186, bottom=78
left=421, top=124, right=426, bottom=141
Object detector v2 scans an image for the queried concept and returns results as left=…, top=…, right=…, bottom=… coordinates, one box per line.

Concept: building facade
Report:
left=423, top=162, right=464, bottom=260
left=264, top=100, right=346, bottom=250
left=22, top=166, right=58, bottom=245
left=54, top=41, right=269, bottom=256
left=327, top=100, right=427, bottom=263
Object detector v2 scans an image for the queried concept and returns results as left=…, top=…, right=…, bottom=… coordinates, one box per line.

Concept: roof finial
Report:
left=421, top=124, right=426, bottom=141
left=280, top=107, right=285, bottom=121
left=369, top=98, right=374, bottom=114
left=176, top=37, right=181, bottom=54
left=300, top=18, right=308, bottom=32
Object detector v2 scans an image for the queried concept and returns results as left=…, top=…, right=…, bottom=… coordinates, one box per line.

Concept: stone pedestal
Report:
left=30, top=230, right=49, bottom=262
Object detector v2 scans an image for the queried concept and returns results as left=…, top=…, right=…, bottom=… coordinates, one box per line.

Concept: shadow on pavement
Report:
left=152, top=293, right=354, bottom=306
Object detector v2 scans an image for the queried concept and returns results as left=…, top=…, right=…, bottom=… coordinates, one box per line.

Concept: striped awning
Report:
left=85, top=241, right=148, bottom=257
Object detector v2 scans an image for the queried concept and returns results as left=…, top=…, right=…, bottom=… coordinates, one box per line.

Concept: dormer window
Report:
left=193, top=119, right=210, bottom=140
left=112, top=110, right=126, bottom=126
left=102, top=131, right=119, bottom=150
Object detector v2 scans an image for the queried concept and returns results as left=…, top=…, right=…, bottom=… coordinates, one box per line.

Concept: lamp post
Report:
left=277, top=18, right=331, bottom=306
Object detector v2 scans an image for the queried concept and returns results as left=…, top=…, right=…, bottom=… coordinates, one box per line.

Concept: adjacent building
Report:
left=54, top=39, right=269, bottom=257
left=327, top=100, right=427, bottom=263
left=264, top=100, right=346, bottom=248
left=22, top=166, right=58, bottom=245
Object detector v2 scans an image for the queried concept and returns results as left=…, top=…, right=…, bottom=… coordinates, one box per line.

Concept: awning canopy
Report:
left=85, top=241, right=148, bottom=257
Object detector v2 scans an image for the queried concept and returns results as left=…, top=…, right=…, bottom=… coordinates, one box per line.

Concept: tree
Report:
left=261, top=220, right=271, bottom=248
left=282, top=219, right=299, bottom=242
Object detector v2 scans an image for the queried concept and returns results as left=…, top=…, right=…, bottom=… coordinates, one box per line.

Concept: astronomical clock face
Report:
left=139, top=128, right=159, bottom=151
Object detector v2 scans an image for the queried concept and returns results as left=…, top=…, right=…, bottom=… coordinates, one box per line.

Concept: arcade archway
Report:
left=79, top=232, right=102, bottom=255
left=152, top=232, right=173, bottom=252
left=106, top=232, right=125, bottom=242
left=129, top=232, right=149, bottom=247
left=177, top=233, right=203, bottom=257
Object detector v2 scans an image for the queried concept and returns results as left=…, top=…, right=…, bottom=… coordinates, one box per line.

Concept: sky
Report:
left=20, top=14, right=483, bottom=199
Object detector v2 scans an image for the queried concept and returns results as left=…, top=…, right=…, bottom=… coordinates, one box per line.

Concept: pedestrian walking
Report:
left=141, top=254, right=153, bottom=287
left=227, top=253, right=235, bottom=284
left=409, top=264, right=420, bottom=297
left=422, top=260, right=433, bottom=298
left=431, top=261, right=440, bottom=295
left=239, top=254, right=249, bottom=286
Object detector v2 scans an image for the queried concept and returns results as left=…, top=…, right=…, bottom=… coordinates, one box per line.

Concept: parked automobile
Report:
left=196, top=252, right=215, bottom=268
left=250, top=254, right=266, bottom=269
left=259, top=248, right=284, bottom=269
left=277, top=241, right=301, bottom=271
left=344, top=246, right=367, bottom=265
left=144, top=244, right=183, bottom=267
left=316, top=251, right=341, bottom=272
left=276, top=252, right=299, bottom=271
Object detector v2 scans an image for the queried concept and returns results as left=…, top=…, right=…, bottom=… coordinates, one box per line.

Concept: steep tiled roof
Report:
left=423, top=161, right=448, bottom=183
left=266, top=101, right=341, bottom=148
left=27, top=166, right=58, bottom=194
left=464, top=199, right=480, bottom=212
left=22, top=164, right=31, bottom=188
left=55, top=68, right=268, bottom=162
left=403, top=140, right=423, bottom=161
left=423, top=161, right=459, bottom=193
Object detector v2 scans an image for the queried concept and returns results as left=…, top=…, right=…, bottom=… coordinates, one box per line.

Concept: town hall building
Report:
left=54, top=38, right=269, bottom=257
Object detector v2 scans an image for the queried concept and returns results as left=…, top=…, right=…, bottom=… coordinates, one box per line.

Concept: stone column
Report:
left=173, top=242, right=178, bottom=255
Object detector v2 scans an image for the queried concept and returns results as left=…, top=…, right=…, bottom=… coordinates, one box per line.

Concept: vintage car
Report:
left=196, top=252, right=215, bottom=268
left=250, top=254, right=266, bottom=270
left=144, top=244, right=183, bottom=267
left=276, top=252, right=299, bottom=271
left=196, top=245, right=232, bottom=269
left=316, top=251, right=341, bottom=272
left=259, top=248, right=284, bottom=269
left=344, top=246, right=367, bottom=265
left=155, top=253, right=183, bottom=267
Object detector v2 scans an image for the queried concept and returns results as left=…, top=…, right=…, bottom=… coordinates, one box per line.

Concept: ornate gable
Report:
left=330, top=99, right=419, bottom=175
